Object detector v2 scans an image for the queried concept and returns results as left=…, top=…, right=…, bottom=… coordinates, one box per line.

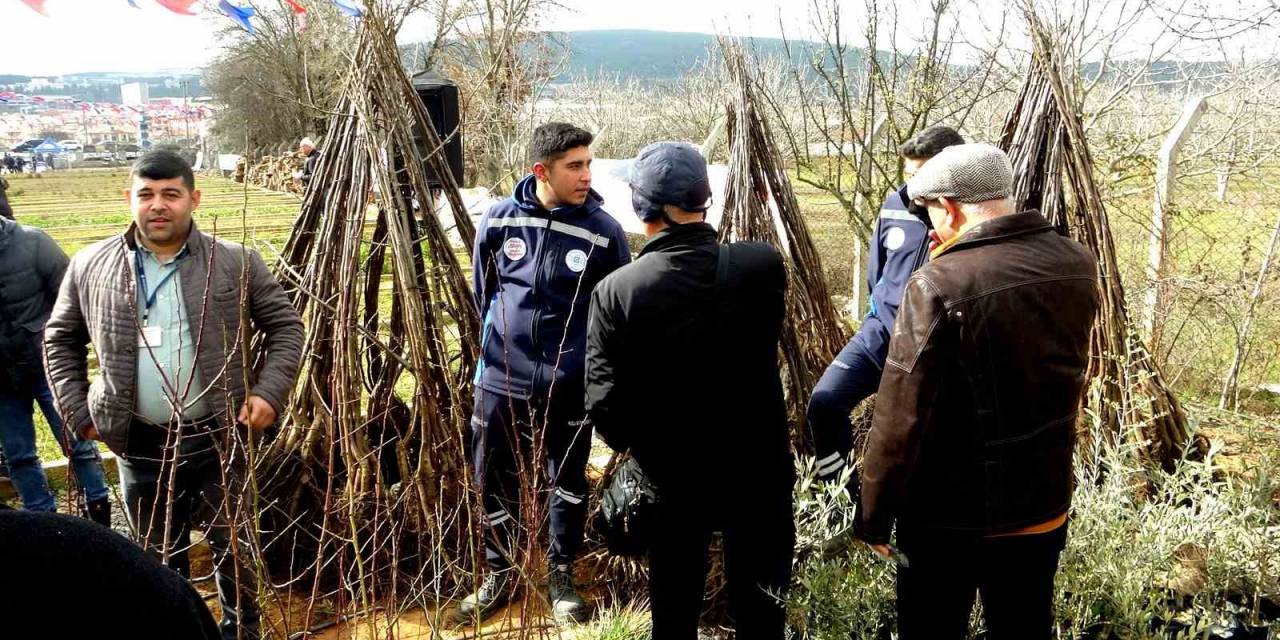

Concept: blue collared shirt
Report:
left=134, top=240, right=211, bottom=424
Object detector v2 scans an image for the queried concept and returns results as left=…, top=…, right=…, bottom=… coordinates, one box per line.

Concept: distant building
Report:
left=121, top=82, right=149, bottom=107
left=26, top=77, right=64, bottom=91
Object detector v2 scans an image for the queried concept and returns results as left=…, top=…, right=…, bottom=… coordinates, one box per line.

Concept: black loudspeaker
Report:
left=411, top=70, right=464, bottom=188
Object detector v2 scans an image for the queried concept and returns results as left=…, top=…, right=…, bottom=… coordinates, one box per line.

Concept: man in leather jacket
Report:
left=854, top=144, right=1099, bottom=639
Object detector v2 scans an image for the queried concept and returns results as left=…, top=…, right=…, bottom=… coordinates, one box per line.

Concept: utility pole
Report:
left=182, top=79, right=192, bottom=142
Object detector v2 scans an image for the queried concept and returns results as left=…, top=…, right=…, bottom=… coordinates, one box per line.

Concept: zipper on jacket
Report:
left=533, top=239, right=562, bottom=355
left=123, top=240, right=143, bottom=408
left=528, top=220, right=554, bottom=388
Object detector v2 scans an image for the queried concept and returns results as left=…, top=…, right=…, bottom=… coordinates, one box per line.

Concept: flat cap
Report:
left=907, top=143, right=1013, bottom=204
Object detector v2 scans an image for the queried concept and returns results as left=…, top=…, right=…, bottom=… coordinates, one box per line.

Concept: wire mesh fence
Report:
left=1099, top=99, right=1280, bottom=414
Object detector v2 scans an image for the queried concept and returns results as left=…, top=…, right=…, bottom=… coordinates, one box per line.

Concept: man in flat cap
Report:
left=585, top=141, right=794, bottom=638
left=853, top=143, right=1099, bottom=639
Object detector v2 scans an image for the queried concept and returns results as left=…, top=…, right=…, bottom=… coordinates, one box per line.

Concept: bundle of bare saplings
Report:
left=999, top=3, right=1197, bottom=469
left=242, top=2, right=505, bottom=635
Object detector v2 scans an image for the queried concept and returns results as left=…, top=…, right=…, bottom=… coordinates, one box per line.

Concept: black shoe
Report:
left=452, top=571, right=511, bottom=626
left=548, top=564, right=589, bottom=624
left=85, top=497, right=111, bottom=528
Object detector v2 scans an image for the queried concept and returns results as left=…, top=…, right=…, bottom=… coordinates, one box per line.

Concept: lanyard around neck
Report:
left=135, top=249, right=184, bottom=322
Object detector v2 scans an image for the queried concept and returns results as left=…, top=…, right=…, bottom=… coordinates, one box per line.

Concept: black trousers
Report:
left=648, top=489, right=795, bottom=640
left=895, top=523, right=1069, bottom=640
left=469, top=387, right=591, bottom=571
left=117, top=419, right=260, bottom=640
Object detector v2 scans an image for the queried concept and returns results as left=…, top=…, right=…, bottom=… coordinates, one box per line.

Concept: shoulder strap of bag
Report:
left=716, top=242, right=733, bottom=299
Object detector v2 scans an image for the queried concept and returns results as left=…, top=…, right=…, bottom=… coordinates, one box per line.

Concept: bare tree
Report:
left=784, top=0, right=1013, bottom=224
left=204, top=1, right=356, bottom=155
left=430, top=0, right=566, bottom=189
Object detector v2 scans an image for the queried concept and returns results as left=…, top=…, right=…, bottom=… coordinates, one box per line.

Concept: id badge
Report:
left=139, top=325, right=163, bottom=348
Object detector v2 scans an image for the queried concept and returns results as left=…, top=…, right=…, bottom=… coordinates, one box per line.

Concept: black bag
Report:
left=594, top=245, right=735, bottom=557
left=597, top=455, right=660, bottom=557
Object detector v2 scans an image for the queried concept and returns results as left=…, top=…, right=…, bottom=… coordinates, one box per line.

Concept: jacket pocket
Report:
left=87, top=379, right=127, bottom=455
left=983, top=413, right=1076, bottom=529
left=211, top=285, right=241, bottom=302
left=203, top=287, right=244, bottom=337
left=478, top=307, right=511, bottom=382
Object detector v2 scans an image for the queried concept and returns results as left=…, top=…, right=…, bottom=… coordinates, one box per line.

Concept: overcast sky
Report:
left=1, top=0, right=835, bottom=76
left=0, top=0, right=1273, bottom=77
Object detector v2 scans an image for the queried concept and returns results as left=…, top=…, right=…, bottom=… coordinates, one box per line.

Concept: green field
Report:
left=6, top=169, right=303, bottom=255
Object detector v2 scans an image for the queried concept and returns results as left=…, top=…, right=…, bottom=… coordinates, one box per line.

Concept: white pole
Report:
left=1142, top=96, right=1207, bottom=351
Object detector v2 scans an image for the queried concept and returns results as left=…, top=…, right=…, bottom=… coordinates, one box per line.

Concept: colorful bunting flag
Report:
left=154, top=0, right=199, bottom=15
left=217, top=0, right=256, bottom=32
left=127, top=0, right=140, bottom=7
left=284, top=0, right=308, bottom=33
left=332, top=0, right=364, bottom=18
left=20, top=0, right=50, bottom=16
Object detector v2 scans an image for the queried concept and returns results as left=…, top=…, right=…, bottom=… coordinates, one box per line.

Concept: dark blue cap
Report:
left=627, top=142, right=712, bottom=222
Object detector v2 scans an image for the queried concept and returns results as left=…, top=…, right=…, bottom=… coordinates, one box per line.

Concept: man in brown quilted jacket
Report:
left=44, top=150, right=304, bottom=640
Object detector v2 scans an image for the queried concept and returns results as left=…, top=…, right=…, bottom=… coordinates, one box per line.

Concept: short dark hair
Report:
left=131, top=150, right=195, bottom=191
left=529, top=122, right=593, bottom=165
left=898, top=125, right=965, bottom=160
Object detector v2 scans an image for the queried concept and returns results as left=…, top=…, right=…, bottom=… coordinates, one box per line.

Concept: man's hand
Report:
left=867, top=543, right=892, bottom=559
left=80, top=424, right=99, bottom=441
left=238, top=395, right=277, bottom=430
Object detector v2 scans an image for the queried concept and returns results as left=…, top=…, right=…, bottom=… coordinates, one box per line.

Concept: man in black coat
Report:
left=0, top=215, right=112, bottom=521
left=0, top=507, right=221, bottom=639
left=585, top=142, right=794, bottom=639
left=0, top=174, right=12, bottom=219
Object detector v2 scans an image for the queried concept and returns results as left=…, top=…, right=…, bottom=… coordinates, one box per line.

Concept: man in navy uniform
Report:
left=457, top=122, right=631, bottom=624
left=806, top=126, right=965, bottom=485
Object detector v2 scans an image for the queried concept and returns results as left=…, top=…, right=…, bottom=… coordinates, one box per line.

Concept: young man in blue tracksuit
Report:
left=456, top=123, right=631, bottom=625
left=807, top=126, right=965, bottom=485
